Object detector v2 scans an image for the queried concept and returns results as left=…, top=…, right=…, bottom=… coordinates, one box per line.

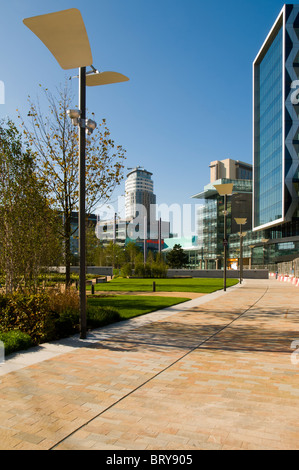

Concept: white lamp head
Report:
left=86, top=118, right=97, bottom=135
left=67, top=109, right=81, bottom=125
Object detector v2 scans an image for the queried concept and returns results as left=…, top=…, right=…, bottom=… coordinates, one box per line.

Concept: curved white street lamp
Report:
left=23, top=8, right=129, bottom=339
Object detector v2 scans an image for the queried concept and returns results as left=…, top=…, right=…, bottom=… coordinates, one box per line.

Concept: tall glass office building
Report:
left=253, top=4, right=299, bottom=231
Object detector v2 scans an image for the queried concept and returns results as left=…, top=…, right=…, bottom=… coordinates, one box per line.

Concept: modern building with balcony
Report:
left=192, top=159, right=268, bottom=270
left=210, top=159, right=253, bottom=182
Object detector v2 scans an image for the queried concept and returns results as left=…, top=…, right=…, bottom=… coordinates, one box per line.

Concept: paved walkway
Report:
left=0, top=278, right=299, bottom=450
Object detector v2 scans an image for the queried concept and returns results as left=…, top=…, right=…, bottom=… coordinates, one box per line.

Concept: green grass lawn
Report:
left=89, top=277, right=239, bottom=294
left=87, top=295, right=189, bottom=320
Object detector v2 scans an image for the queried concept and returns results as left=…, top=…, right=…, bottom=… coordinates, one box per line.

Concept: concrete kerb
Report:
left=0, top=281, right=241, bottom=377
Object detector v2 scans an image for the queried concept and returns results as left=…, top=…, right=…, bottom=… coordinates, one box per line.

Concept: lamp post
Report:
left=234, top=218, right=247, bottom=285
left=213, top=183, right=234, bottom=292
left=249, top=244, right=255, bottom=269
left=261, top=239, right=269, bottom=269
left=23, top=8, right=129, bottom=339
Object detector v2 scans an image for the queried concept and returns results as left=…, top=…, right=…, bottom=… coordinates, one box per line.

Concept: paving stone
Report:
left=0, top=279, right=299, bottom=449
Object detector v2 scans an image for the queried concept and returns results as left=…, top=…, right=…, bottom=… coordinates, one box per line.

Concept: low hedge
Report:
left=0, top=291, right=54, bottom=345
left=0, top=290, right=122, bottom=354
left=0, top=330, right=33, bottom=356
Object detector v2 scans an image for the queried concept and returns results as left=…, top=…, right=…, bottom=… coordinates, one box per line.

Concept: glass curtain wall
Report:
left=254, top=25, right=283, bottom=228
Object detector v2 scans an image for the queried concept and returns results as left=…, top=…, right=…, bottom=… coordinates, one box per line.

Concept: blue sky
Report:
left=0, top=0, right=287, bottom=232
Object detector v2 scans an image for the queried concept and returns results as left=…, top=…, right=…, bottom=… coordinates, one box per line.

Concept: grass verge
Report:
left=88, top=277, right=239, bottom=293
left=87, top=295, right=189, bottom=320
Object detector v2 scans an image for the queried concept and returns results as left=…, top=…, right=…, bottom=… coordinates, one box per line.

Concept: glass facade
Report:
left=238, top=166, right=252, bottom=180
left=254, top=25, right=283, bottom=228
left=252, top=5, right=299, bottom=270
left=194, top=178, right=268, bottom=269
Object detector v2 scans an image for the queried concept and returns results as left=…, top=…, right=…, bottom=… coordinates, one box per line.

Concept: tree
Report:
left=85, top=222, right=100, bottom=266
left=0, top=119, right=62, bottom=293
left=104, top=242, right=125, bottom=269
left=93, top=242, right=108, bottom=267
left=18, top=82, right=126, bottom=287
left=151, top=253, right=167, bottom=278
left=125, top=241, right=141, bottom=267
left=134, top=252, right=145, bottom=277
left=166, top=244, right=188, bottom=269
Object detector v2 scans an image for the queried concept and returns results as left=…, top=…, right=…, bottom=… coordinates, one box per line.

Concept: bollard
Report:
left=153, top=281, right=156, bottom=292
left=91, top=284, right=95, bottom=295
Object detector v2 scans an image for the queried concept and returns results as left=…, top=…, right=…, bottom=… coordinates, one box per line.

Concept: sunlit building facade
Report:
left=125, top=167, right=156, bottom=224
left=192, top=175, right=266, bottom=269
left=253, top=4, right=299, bottom=268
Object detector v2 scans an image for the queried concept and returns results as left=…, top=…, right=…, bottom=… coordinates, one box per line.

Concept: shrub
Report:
left=151, top=262, right=167, bottom=278
left=52, top=310, right=79, bottom=339
left=121, top=263, right=132, bottom=278
left=0, top=289, right=121, bottom=348
left=0, top=289, right=80, bottom=345
left=134, top=262, right=145, bottom=278
left=47, top=288, right=79, bottom=316
left=0, top=291, right=54, bottom=345
left=0, top=330, right=33, bottom=356
left=0, top=294, right=8, bottom=310
left=45, top=288, right=80, bottom=340
left=144, top=262, right=152, bottom=278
